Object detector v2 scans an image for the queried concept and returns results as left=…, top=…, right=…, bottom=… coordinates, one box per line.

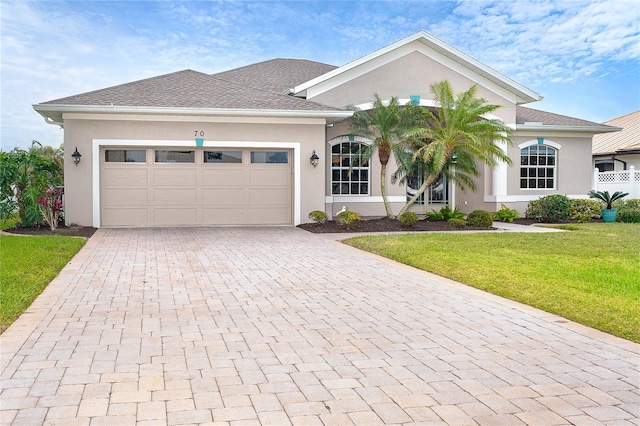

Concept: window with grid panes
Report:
left=331, top=142, right=369, bottom=195
left=520, top=145, right=556, bottom=189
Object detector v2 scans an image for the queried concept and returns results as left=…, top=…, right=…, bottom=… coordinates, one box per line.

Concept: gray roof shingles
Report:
left=42, top=65, right=342, bottom=112
left=516, top=106, right=609, bottom=128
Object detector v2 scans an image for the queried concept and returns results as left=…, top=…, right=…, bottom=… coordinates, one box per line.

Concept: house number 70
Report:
left=194, top=131, right=205, bottom=137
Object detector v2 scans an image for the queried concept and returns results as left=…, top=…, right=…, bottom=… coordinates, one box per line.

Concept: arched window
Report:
left=331, top=141, right=370, bottom=195
left=520, top=145, right=557, bottom=189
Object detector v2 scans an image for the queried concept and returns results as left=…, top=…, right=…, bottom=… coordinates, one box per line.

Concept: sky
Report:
left=1, top=0, right=639, bottom=151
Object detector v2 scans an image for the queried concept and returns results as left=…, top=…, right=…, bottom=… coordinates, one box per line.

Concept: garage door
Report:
left=101, top=148, right=292, bottom=227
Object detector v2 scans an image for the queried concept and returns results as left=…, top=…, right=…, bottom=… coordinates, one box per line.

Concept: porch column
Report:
left=492, top=139, right=508, bottom=198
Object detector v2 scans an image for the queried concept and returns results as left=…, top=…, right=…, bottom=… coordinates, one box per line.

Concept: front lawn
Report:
left=0, top=234, right=86, bottom=332
left=345, top=223, right=640, bottom=342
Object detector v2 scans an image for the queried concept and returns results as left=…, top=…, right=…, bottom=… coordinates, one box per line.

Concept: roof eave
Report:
left=33, top=104, right=354, bottom=125
left=516, top=124, right=622, bottom=134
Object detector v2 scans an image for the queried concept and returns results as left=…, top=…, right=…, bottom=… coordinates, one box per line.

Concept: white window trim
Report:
left=328, top=137, right=372, bottom=197
left=518, top=139, right=561, bottom=150
left=93, top=139, right=301, bottom=227
left=519, top=139, right=560, bottom=191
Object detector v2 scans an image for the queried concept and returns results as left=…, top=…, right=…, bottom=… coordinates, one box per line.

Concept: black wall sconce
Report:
left=310, top=150, right=319, bottom=168
left=71, top=147, right=82, bottom=166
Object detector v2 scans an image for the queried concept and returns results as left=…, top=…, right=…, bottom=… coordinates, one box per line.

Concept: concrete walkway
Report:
left=1, top=227, right=638, bottom=425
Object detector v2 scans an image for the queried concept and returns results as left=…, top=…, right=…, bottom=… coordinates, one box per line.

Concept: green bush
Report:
left=525, top=195, right=571, bottom=223
left=613, top=198, right=640, bottom=210
left=492, top=204, right=519, bottom=223
left=447, top=218, right=466, bottom=229
left=336, top=210, right=361, bottom=230
left=617, top=208, right=640, bottom=223
left=398, top=211, right=419, bottom=228
left=571, top=199, right=601, bottom=222
left=426, top=205, right=465, bottom=221
left=467, top=210, right=493, bottom=228
left=308, top=210, right=327, bottom=224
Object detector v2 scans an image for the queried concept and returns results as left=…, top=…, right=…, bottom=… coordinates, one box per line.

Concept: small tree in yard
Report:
left=348, top=95, right=421, bottom=218
left=0, top=142, right=63, bottom=226
left=398, top=80, right=513, bottom=216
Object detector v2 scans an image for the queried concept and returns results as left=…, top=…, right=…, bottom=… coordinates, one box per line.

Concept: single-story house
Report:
left=593, top=110, right=640, bottom=172
left=33, top=30, right=619, bottom=228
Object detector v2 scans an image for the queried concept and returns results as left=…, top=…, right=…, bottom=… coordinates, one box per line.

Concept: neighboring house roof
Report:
left=516, top=106, right=621, bottom=134
left=212, top=58, right=338, bottom=94
left=592, top=110, right=640, bottom=155
left=35, top=69, right=349, bottom=125
left=293, top=30, right=543, bottom=105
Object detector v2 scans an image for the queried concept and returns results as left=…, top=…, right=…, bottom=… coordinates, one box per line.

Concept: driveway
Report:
left=1, top=227, right=638, bottom=425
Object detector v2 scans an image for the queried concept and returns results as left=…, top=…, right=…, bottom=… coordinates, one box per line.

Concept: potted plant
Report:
left=588, top=190, right=629, bottom=222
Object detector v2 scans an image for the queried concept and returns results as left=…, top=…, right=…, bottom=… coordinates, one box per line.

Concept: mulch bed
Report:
left=3, top=225, right=98, bottom=238
left=297, top=216, right=498, bottom=233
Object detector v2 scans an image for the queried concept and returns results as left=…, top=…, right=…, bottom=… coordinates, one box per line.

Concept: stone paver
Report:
left=1, top=227, right=638, bottom=425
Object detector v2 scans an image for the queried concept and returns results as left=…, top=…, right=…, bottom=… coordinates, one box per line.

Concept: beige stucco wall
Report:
left=508, top=135, right=594, bottom=197
left=308, top=49, right=517, bottom=124
left=62, top=114, right=327, bottom=227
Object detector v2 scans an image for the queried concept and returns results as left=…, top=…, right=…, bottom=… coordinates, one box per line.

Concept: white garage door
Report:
left=101, top=148, right=292, bottom=227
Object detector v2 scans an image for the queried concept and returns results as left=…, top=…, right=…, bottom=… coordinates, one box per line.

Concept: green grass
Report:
left=0, top=234, right=86, bottom=332
left=345, top=223, right=640, bottom=342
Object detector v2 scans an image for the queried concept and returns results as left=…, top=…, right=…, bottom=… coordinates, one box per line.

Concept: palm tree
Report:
left=398, top=80, right=514, bottom=215
left=348, top=95, right=421, bottom=218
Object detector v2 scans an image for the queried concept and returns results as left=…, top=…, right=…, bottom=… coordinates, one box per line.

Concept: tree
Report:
left=348, top=95, right=421, bottom=218
left=0, top=142, right=63, bottom=226
left=398, top=80, right=514, bottom=215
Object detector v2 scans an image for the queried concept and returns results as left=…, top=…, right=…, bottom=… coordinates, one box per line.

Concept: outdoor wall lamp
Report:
left=72, top=147, right=82, bottom=166
left=310, top=150, right=319, bottom=168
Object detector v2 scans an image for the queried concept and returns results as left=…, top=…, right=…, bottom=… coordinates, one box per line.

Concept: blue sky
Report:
left=1, top=0, right=639, bottom=151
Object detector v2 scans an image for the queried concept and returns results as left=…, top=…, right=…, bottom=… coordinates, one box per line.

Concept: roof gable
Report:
left=293, top=30, right=542, bottom=105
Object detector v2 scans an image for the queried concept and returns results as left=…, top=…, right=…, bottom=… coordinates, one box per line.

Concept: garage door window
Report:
left=155, top=150, right=195, bottom=163
left=204, top=151, right=242, bottom=163
left=105, top=150, right=146, bottom=163
left=251, top=151, right=288, bottom=164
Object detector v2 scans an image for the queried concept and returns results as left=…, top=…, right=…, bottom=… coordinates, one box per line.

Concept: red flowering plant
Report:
left=38, top=187, right=64, bottom=230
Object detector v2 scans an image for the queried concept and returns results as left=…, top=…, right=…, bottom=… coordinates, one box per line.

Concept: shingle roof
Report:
left=212, top=58, right=338, bottom=94
left=516, top=106, right=610, bottom=128
left=592, top=110, right=640, bottom=155
left=41, top=69, right=341, bottom=111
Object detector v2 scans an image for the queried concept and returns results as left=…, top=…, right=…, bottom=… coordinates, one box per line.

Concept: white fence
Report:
left=592, top=166, right=640, bottom=199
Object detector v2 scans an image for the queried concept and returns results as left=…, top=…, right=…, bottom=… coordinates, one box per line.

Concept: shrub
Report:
left=613, top=198, right=640, bottom=210
left=336, top=210, right=361, bottom=230
left=398, top=211, right=418, bottom=228
left=570, top=199, right=601, bottom=222
left=525, top=195, right=571, bottom=223
left=308, top=210, right=327, bottom=224
left=492, top=204, right=519, bottom=223
left=588, top=190, right=628, bottom=210
left=447, top=218, right=466, bottom=229
left=467, top=210, right=493, bottom=228
left=426, top=205, right=465, bottom=221
left=617, top=209, right=640, bottom=223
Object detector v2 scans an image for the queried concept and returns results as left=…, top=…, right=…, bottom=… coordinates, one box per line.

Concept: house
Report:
left=592, top=110, right=640, bottom=172
left=33, top=30, right=619, bottom=228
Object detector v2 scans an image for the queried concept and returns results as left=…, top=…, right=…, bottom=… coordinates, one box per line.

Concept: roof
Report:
left=293, top=30, right=543, bottom=105
left=40, top=69, right=339, bottom=111
left=35, top=68, right=349, bottom=125
left=212, top=58, right=337, bottom=94
left=516, top=106, right=621, bottom=134
left=592, top=110, right=640, bottom=155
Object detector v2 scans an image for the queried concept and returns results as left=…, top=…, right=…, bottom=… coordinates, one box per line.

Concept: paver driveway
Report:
left=1, top=227, right=638, bottom=425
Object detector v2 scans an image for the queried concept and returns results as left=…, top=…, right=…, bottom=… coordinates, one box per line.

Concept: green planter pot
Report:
left=602, top=209, right=617, bottom=222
